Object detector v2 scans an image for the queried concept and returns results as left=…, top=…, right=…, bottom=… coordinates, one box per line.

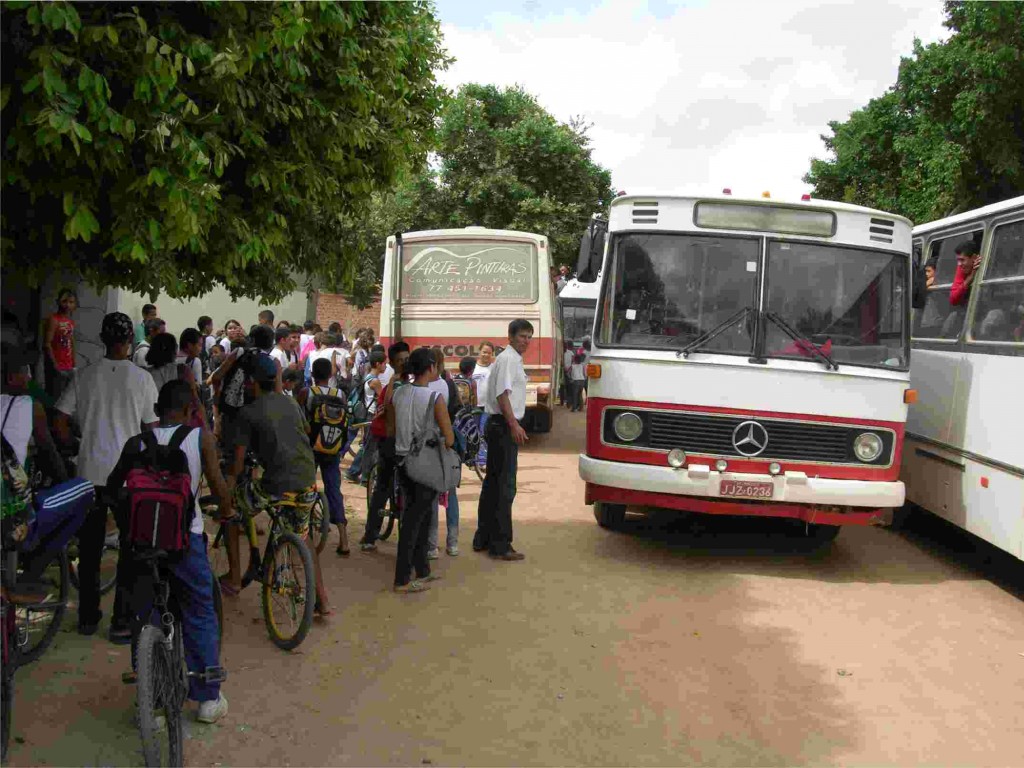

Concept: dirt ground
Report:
left=8, top=410, right=1024, bottom=767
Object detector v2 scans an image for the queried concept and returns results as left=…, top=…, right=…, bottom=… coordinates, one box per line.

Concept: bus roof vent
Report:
left=869, top=217, right=895, bottom=244
left=632, top=201, right=659, bottom=225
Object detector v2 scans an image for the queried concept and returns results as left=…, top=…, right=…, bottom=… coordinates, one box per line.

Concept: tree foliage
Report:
left=1, top=1, right=449, bottom=300
left=805, top=1, right=1024, bottom=222
left=344, top=82, right=614, bottom=296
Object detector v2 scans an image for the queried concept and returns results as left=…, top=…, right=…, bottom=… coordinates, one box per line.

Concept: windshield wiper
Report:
left=763, top=311, right=839, bottom=370
left=677, top=307, right=750, bottom=358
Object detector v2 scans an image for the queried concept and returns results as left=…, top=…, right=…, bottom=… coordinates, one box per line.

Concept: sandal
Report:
left=393, top=581, right=430, bottom=594
left=420, top=574, right=443, bottom=583
left=314, top=601, right=333, bottom=619
left=336, top=544, right=350, bottom=557
left=218, top=576, right=241, bottom=597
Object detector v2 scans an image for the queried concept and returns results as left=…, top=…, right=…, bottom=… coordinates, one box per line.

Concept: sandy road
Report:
left=8, top=410, right=1024, bottom=766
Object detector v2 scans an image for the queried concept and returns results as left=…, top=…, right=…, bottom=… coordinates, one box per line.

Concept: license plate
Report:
left=719, top=479, right=774, bottom=499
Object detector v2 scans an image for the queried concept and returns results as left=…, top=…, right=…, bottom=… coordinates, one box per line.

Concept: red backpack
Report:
left=125, top=427, right=195, bottom=554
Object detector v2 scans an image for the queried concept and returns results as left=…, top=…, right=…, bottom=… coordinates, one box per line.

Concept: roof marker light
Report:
left=722, top=188, right=732, bottom=195
left=762, top=191, right=771, bottom=198
left=801, top=194, right=811, bottom=201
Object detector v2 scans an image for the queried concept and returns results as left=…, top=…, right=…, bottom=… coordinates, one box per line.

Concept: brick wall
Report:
left=315, top=291, right=382, bottom=337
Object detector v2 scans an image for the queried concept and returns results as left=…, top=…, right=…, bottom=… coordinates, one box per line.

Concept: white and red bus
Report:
left=578, top=193, right=915, bottom=542
left=378, top=227, right=559, bottom=432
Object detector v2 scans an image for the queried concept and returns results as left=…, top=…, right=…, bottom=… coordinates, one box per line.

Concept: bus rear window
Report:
left=400, top=240, right=538, bottom=302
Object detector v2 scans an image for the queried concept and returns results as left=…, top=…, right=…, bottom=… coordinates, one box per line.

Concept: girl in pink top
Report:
left=43, top=288, right=77, bottom=401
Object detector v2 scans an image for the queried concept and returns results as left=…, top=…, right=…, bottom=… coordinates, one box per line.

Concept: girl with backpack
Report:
left=391, top=348, right=455, bottom=593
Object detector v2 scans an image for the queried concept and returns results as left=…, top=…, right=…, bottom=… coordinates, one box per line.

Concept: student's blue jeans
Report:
left=477, top=413, right=490, bottom=466
left=428, top=488, right=460, bottom=552
left=316, top=453, right=347, bottom=525
left=135, top=533, right=221, bottom=703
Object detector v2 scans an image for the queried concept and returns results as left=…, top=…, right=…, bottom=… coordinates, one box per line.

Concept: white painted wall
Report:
left=115, top=286, right=313, bottom=338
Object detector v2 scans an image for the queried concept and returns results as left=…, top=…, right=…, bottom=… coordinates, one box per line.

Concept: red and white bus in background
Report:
left=378, top=227, right=559, bottom=432
left=578, top=192, right=915, bottom=543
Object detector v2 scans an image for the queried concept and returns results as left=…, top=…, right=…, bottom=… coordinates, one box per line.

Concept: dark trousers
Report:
left=315, top=453, right=346, bottom=525
left=363, top=437, right=396, bottom=544
left=568, top=379, right=585, bottom=411
left=474, top=418, right=518, bottom=554
left=78, top=487, right=133, bottom=629
left=394, top=468, right=436, bottom=586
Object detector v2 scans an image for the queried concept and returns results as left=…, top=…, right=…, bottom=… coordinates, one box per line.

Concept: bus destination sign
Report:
left=401, top=240, right=537, bottom=301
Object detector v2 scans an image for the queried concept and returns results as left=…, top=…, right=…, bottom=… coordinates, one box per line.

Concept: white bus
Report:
left=578, top=192, right=914, bottom=543
left=903, top=196, right=1024, bottom=561
left=378, top=227, right=559, bottom=432
left=558, top=278, right=600, bottom=346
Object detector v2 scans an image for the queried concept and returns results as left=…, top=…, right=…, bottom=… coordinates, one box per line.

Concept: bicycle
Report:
left=454, top=407, right=486, bottom=482
left=365, top=460, right=403, bottom=542
left=122, top=548, right=226, bottom=767
left=1, top=544, right=20, bottom=762
left=67, top=527, right=118, bottom=595
left=201, top=484, right=316, bottom=651
left=11, top=547, right=68, bottom=664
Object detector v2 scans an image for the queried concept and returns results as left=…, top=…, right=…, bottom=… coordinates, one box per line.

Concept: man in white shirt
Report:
left=473, top=319, right=532, bottom=561
left=54, top=312, right=159, bottom=639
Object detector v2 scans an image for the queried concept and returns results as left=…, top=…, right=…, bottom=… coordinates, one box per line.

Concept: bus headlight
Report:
left=613, top=412, right=643, bottom=442
left=853, top=432, right=883, bottom=462
left=667, top=449, right=687, bottom=468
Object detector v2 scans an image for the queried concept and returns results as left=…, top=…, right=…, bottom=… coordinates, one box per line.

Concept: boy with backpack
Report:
left=297, top=358, right=350, bottom=556
left=104, top=379, right=232, bottom=724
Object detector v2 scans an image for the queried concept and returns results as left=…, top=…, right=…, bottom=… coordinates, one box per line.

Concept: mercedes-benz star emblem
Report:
left=732, top=421, right=769, bottom=457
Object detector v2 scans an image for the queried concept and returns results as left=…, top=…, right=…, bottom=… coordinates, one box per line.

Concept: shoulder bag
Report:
left=402, top=392, right=462, bottom=492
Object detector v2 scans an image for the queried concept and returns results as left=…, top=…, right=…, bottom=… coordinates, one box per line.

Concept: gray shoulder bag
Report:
left=403, top=392, right=462, bottom=492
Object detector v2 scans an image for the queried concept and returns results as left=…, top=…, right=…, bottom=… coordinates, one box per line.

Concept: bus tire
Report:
left=530, top=408, right=552, bottom=434
left=594, top=502, right=626, bottom=530
left=804, top=523, right=841, bottom=547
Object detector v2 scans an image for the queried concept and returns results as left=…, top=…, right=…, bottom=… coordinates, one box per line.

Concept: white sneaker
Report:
left=197, top=693, right=228, bottom=724
left=427, top=548, right=440, bottom=560
left=446, top=545, right=459, bottom=557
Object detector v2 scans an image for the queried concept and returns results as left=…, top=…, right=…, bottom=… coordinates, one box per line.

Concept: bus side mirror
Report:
left=576, top=217, right=607, bottom=282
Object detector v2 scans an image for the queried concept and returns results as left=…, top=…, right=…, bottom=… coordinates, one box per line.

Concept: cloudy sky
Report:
left=433, top=0, right=948, bottom=200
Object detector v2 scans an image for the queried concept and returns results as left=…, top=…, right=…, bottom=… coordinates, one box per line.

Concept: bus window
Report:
left=970, top=219, right=1024, bottom=343
left=913, top=230, right=982, bottom=340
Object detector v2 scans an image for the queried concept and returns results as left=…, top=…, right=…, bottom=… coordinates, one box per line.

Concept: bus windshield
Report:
left=599, top=233, right=908, bottom=369
left=600, top=233, right=759, bottom=354
left=400, top=239, right=538, bottom=303
left=764, top=241, right=907, bottom=368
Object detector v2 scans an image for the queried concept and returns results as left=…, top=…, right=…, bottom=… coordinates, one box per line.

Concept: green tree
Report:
left=350, top=83, right=614, bottom=286
left=1, top=1, right=448, bottom=301
left=805, top=1, right=1024, bottom=222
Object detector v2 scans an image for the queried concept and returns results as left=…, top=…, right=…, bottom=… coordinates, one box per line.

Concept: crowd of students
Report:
left=2, top=294, right=534, bottom=733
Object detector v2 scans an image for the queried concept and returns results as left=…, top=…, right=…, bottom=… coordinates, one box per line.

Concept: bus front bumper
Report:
left=579, top=454, right=905, bottom=525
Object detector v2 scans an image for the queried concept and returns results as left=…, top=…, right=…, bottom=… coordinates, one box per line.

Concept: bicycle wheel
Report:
left=136, top=625, right=184, bottom=768
left=68, top=531, right=118, bottom=596
left=260, top=531, right=315, bottom=651
left=309, top=492, right=330, bottom=554
left=15, top=549, right=69, bottom=664
left=366, top=464, right=395, bottom=542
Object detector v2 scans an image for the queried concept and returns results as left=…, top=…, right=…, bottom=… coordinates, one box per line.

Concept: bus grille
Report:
left=605, top=409, right=894, bottom=466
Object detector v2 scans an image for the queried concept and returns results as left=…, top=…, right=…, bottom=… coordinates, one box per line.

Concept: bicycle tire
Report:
left=365, top=464, right=395, bottom=542
left=136, top=625, right=185, bottom=768
left=260, top=531, right=315, bottom=651
left=15, top=549, right=69, bottom=664
left=68, top=533, right=118, bottom=596
left=309, top=492, right=330, bottom=554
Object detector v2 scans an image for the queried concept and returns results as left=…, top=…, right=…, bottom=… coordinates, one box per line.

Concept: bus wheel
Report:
left=594, top=502, right=626, bottom=529
left=803, top=523, right=840, bottom=547
left=531, top=408, right=552, bottom=434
